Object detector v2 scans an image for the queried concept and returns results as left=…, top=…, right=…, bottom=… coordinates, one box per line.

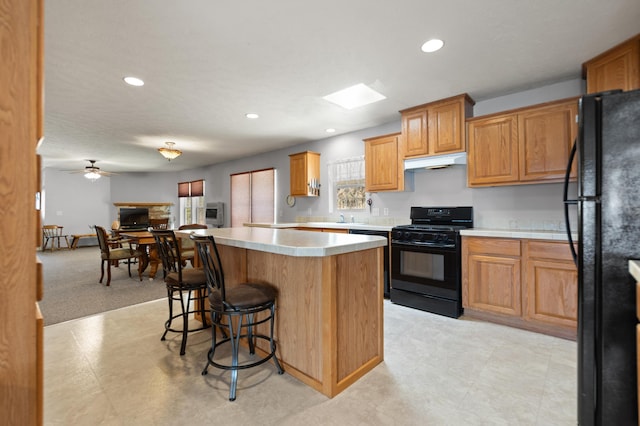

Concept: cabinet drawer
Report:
left=527, top=240, right=574, bottom=262
left=464, top=237, right=521, bottom=257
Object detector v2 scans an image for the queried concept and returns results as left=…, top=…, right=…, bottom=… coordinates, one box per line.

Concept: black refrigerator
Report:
left=564, top=89, right=640, bottom=425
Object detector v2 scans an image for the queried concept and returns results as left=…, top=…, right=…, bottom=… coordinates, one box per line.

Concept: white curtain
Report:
left=328, top=156, right=365, bottom=212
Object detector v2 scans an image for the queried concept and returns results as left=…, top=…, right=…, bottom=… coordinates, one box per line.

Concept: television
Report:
left=119, top=208, right=150, bottom=230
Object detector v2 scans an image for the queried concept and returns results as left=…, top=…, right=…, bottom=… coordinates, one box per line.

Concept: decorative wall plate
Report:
left=286, top=195, right=296, bottom=207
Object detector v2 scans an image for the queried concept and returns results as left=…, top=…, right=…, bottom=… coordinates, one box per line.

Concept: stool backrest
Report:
left=191, top=235, right=226, bottom=302
left=151, top=229, right=183, bottom=280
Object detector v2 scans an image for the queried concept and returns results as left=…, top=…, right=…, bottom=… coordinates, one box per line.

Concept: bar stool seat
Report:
left=192, top=234, right=284, bottom=401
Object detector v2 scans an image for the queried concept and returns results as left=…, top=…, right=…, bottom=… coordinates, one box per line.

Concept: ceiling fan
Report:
left=70, top=160, right=116, bottom=181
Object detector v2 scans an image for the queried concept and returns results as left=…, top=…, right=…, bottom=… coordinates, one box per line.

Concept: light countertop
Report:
left=629, top=260, right=640, bottom=282
left=177, top=226, right=387, bottom=257
left=244, top=222, right=397, bottom=232
left=460, top=228, right=576, bottom=241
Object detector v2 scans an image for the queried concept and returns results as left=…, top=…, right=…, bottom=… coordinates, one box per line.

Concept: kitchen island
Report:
left=180, top=227, right=387, bottom=398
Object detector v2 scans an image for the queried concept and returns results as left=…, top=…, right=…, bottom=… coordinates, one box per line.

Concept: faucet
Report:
left=350, top=215, right=355, bottom=223
left=339, top=214, right=345, bottom=223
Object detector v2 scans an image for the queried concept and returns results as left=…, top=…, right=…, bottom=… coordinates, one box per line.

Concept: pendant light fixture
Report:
left=158, top=141, right=182, bottom=161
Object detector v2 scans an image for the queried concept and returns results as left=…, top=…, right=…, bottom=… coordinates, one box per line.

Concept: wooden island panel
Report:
left=217, top=244, right=384, bottom=397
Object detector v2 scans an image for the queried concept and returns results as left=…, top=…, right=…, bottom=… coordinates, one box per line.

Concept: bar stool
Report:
left=151, top=229, right=210, bottom=356
left=191, top=234, right=284, bottom=401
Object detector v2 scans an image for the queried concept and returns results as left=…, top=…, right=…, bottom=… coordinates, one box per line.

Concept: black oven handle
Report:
left=391, top=240, right=456, bottom=252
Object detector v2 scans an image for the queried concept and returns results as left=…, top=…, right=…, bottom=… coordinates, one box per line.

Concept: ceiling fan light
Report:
left=158, top=141, right=182, bottom=161
left=84, top=171, right=101, bottom=181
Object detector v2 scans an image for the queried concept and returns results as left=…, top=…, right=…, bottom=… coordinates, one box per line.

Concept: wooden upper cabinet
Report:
left=400, top=93, right=474, bottom=158
left=401, top=109, right=428, bottom=157
left=467, top=97, right=578, bottom=187
left=364, top=132, right=403, bottom=192
left=518, top=100, right=578, bottom=182
left=583, top=33, right=640, bottom=94
left=289, top=151, right=320, bottom=197
left=467, top=114, right=519, bottom=185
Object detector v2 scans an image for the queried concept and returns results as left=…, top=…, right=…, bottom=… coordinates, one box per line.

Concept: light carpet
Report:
left=38, top=246, right=167, bottom=325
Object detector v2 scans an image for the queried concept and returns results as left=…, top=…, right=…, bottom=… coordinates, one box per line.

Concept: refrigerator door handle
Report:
left=563, top=139, right=578, bottom=265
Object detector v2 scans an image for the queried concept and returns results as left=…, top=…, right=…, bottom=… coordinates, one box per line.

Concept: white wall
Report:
left=42, top=168, right=112, bottom=235
left=42, top=79, right=582, bottom=232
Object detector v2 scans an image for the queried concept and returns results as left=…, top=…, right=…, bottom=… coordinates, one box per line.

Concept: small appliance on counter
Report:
left=390, top=206, right=473, bottom=318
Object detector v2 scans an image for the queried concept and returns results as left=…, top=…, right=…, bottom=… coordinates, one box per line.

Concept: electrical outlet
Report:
left=383, top=208, right=389, bottom=216
left=372, top=207, right=380, bottom=216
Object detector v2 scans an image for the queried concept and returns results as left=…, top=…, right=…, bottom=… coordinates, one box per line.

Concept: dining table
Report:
left=119, top=230, right=161, bottom=279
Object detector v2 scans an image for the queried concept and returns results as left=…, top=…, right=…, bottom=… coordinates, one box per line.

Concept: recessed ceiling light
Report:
left=123, top=76, right=144, bottom=86
left=323, top=83, right=386, bottom=110
left=245, top=113, right=259, bottom=119
left=326, top=128, right=336, bottom=133
left=421, top=39, right=444, bottom=53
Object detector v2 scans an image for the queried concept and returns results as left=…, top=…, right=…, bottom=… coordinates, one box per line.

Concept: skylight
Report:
left=323, top=83, right=386, bottom=110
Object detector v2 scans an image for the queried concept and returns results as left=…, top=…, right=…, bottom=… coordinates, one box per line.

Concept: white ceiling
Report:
left=40, top=0, right=640, bottom=174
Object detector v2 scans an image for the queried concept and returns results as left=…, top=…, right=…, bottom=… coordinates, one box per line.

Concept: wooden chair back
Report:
left=42, top=224, right=64, bottom=238
left=149, top=218, right=169, bottom=230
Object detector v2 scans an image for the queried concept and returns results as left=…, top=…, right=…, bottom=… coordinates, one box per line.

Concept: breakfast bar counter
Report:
left=180, top=227, right=387, bottom=398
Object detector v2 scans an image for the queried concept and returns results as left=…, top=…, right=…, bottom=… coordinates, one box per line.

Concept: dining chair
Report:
left=94, top=225, right=143, bottom=286
left=42, top=225, right=70, bottom=251
left=191, top=234, right=284, bottom=401
left=151, top=229, right=210, bottom=356
left=149, top=218, right=169, bottom=230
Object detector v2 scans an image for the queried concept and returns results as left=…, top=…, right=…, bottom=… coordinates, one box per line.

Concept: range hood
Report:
left=404, top=152, right=467, bottom=170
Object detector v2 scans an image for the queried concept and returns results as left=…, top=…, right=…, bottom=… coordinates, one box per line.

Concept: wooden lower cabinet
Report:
left=524, top=240, right=578, bottom=329
left=462, top=236, right=577, bottom=339
left=463, top=237, right=522, bottom=316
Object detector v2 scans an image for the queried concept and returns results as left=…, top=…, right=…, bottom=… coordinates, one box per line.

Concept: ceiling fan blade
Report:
left=65, top=160, right=117, bottom=176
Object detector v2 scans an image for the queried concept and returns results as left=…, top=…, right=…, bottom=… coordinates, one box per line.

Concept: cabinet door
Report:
left=585, top=35, right=640, bottom=93
left=465, top=253, right=522, bottom=316
left=524, top=241, right=577, bottom=329
left=290, top=154, right=308, bottom=196
left=463, top=237, right=522, bottom=316
left=401, top=109, right=428, bottom=158
left=467, top=114, right=519, bottom=186
left=518, top=100, right=578, bottom=182
left=364, top=133, right=402, bottom=191
left=524, top=258, right=577, bottom=328
left=428, top=99, right=465, bottom=155
left=289, top=152, right=320, bottom=197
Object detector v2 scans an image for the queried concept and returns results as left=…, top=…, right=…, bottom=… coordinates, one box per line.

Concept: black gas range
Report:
left=390, top=206, right=473, bottom=318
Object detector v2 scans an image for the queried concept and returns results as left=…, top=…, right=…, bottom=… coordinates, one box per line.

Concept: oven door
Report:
left=391, top=241, right=460, bottom=300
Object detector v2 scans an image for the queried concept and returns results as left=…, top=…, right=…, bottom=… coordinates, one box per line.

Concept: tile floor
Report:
left=44, top=299, right=577, bottom=425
